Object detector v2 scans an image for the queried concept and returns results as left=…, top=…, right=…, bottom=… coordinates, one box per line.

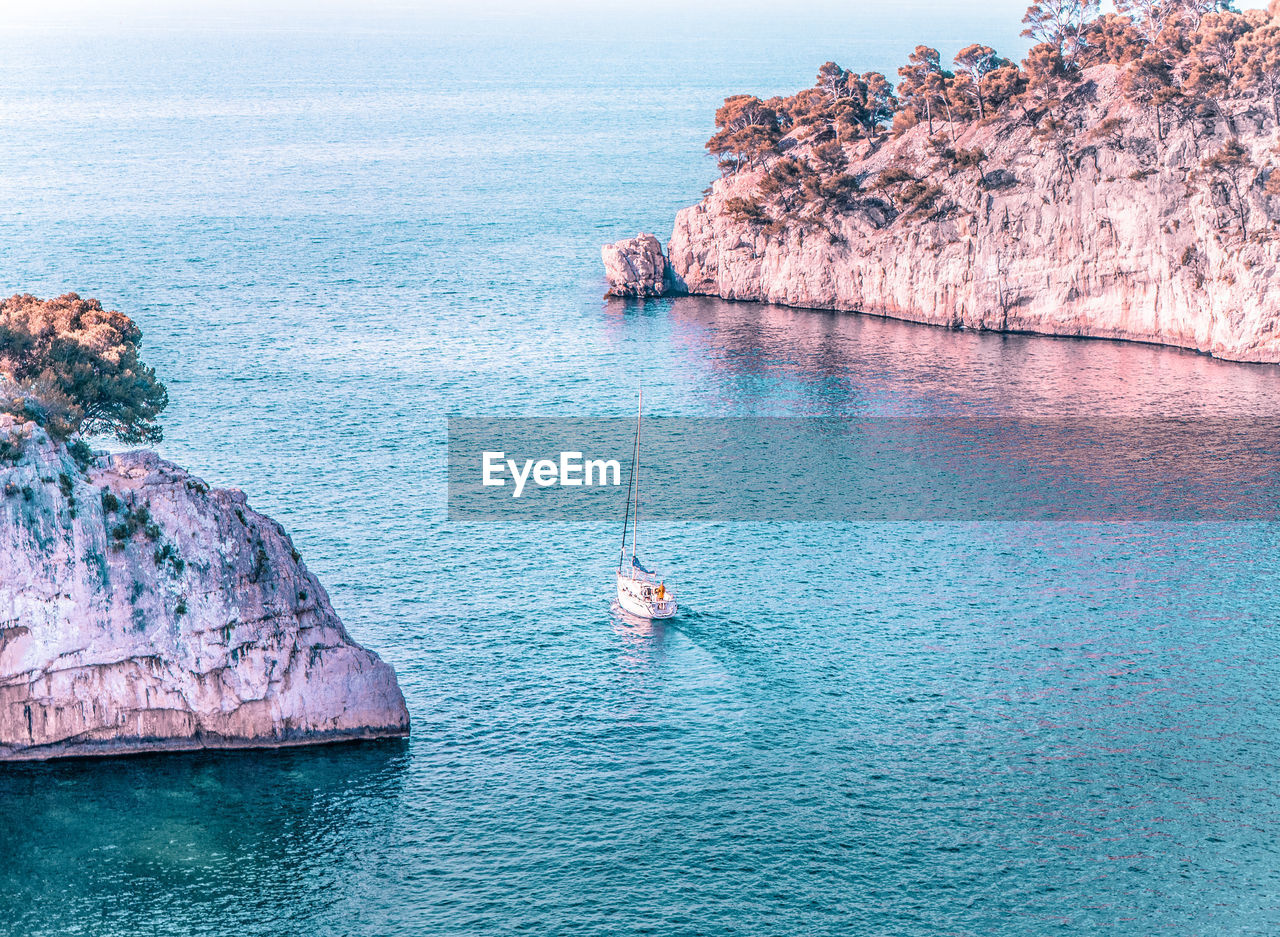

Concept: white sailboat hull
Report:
left=616, top=571, right=677, bottom=620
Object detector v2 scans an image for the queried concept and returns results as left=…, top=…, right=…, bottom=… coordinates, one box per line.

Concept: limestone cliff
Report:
left=665, top=66, right=1280, bottom=362
left=0, top=413, right=409, bottom=760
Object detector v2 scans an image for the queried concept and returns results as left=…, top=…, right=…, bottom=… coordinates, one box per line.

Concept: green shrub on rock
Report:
left=0, top=293, right=167, bottom=443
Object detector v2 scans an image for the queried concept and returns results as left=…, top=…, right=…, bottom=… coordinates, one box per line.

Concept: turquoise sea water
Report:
left=2, top=11, right=1280, bottom=936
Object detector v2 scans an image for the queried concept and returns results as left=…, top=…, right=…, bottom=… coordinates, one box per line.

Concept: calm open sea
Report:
left=1, top=9, right=1279, bottom=936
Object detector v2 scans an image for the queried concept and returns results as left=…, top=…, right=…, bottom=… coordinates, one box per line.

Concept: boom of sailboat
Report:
left=615, top=388, right=678, bottom=619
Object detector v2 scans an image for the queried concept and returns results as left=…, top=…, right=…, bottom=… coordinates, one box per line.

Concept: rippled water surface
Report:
left=2, top=14, right=1280, bottom=937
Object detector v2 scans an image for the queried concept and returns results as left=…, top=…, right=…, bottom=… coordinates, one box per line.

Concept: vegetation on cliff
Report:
left=709, top=0, right=1280, bottom=240
left=0, top=293, right=168, bottom=444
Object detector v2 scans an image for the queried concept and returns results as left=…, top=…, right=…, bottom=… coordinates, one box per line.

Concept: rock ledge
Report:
left=0, top=413, right=409, bottom=761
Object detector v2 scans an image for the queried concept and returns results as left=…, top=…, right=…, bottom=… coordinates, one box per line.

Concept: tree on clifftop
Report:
left=897, top=46, right=950, bottom=135
left=0, top=293, right=168, bottom=443
left=980, top=64, right=1029, bottom=118
left=1115, top=0, right=1170, bottom=40
left=1123, top=51, right=1182, bottom=139
left=804, top=64, right=898, bottom=140
left=1236, top=22, right=1280, bottom=123
left=1079, top=13, right=1146, bottom=66
left=953, top=44, right=1012, bottom=120
left=1022, top=0, right=1102, bottom=68
left=1175, top=1, right=1241, bottom=29
left=816, top=61, right=850, bottom=102
left=1020, top=42, right=1071, bottom=118
left=706, top=95, right=782, bottom=174
left=1185, top=11, right=1252, bottom=132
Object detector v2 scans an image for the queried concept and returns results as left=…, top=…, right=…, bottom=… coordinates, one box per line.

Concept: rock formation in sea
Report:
left=602, top=233, right=670, bottom=297
left=667, top=65, right=1280, bottom=362
left=608, top=3, right=1280, bottom=362
left=0, top=413, right=409, bottom=760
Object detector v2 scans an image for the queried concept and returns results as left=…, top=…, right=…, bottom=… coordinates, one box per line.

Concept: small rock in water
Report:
left=601, top=233, right=669, bottom=298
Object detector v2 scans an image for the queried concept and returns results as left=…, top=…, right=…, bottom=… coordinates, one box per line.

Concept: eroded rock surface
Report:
left=666, top=66, right=1280, bottom=362
left=0, top=413, right=408, bottom=760
left=602, top=233, right=670, bottom=297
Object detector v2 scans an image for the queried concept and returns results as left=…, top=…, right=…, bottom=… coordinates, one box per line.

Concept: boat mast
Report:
left=619, top=386, right=641, bottom=572
left=631, top=387, right=641, bottom=563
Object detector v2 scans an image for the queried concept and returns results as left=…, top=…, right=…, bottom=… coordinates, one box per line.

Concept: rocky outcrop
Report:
left=602, top=233, right=671, bottom=297
left=0, top=413, right=408, bottom=760
left=666, top=66, right=1280, bottom=362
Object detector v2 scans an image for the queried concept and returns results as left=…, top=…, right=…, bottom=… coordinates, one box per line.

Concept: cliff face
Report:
left=668, top=66, right=1280, bottom=362
left=0, top=413, right=409, bottom=760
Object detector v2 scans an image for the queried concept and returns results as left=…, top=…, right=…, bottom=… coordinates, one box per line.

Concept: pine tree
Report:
left=1236, top=23, right=1280, bottom=124
left=1021, top=0, right=1103, bottom=67
left=953, top=44, right=1011, bottom=120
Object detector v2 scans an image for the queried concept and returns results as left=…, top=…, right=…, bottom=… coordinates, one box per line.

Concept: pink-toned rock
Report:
left=667, top=65, right=1280, bottom=363
left=602, top=233, right=670, bottom=297
left=0, top=426, right=408, bottom=760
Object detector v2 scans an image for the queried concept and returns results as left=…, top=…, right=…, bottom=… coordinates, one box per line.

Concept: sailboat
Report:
left=615, top=388, right=678, bottom=620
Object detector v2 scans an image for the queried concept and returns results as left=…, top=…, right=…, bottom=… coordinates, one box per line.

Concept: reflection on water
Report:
left=610, top=602, right=672, bottom=673
left=661, top=296, right=1280, bottom=417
